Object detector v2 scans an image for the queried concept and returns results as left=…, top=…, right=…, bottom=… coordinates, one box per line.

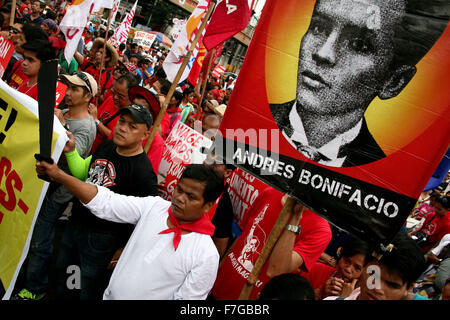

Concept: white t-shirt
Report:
left=431, top=233, right=450, bottom=256
left=84, top=185, right=220, bottom=300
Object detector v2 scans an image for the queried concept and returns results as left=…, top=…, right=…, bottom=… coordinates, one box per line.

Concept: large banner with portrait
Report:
left=214, top=0, right=450, bottom=248
left=0, top=81, right=67, bottom=299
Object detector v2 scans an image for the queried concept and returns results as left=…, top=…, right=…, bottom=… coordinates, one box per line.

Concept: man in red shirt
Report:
left=74, top=38, right=118, bottom=102
left=210, top=186, right=332, bottom=299
left=89, top=73, right=138, bottom=154
left=18, top=38, right=55, bottom=100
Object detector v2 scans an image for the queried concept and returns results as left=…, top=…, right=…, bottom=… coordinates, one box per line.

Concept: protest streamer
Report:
left=213, top=0, right=450, bottom=272
left=0, top=81, right=67, bottom=299
left=144, top=1, right=215, bottom=153
left=108, top=0, right=137, bottom=48
left=60, top=0, right=95, bottom=65
left=238, top=196, right=298, bottom=300
left=163, top=0, right=212, bottom=84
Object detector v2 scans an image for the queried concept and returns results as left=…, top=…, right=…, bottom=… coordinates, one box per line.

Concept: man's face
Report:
left=171, top=178, right=211, bottom=224
left=358, top=260, right=410, bottom=300
left=113, top=113, right=148, bottom=148
left=10, top=23, right=24, bottom=47
left=296, top=0, right=405, bottom=117
left=202, top=116, right=220, bottom=140
left=64, top=83, right=90, bottom=107
left=31, top=1, right=41, bottom=14
left=112, top=81, right=131, bottom=108
left=130, top=57, right=138, bottom=66
left=433, top=202, right=448, bottom=217
left=21, top=50, right=41, bottom=77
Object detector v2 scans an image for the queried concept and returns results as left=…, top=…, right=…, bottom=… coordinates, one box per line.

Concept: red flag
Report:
left=186, top=44, right=207, bottom=87
left=200, top=42, right=225, bottom=83
left=202, top=0, right=255, bottom=51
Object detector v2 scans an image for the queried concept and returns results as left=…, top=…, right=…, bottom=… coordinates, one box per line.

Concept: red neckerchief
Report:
left=159, top=207, right=215, bottom=250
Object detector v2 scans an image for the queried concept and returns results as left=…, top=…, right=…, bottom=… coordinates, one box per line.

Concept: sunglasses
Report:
left=72, top=71, right=93, bottom=94
left=9, top=26, right=21, bottom=34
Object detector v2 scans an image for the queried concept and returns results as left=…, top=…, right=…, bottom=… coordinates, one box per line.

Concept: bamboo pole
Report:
left=9, top=0, right=16, bottom=26
left=238, top=196, right=297, bottom=300
left=96, top=8, right=113, bottom=106
left=144, top=1, right=215, bottom=153
left=196, top=48, right=216, bottom=120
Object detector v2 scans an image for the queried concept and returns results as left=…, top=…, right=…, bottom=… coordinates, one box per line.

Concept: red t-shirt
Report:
left=420, top=212, right=450, bottom=252
left=300, top=262, right=336, bottom=289
left=210, top=187, right=332, bottom=300
left=81, top=58, right=114, bottom=94
left=90, top=95, right=120, bottom=154
left=8, top=60, right=28, bottom=89
left=17, top=80, right=38, bottom=100
left=143, top=131, right=164, bottom=174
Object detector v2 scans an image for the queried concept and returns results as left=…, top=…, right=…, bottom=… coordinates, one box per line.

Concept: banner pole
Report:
left=196, top=48, right=216, bottom=120
left=144, top=1, right=215, bottom=153
left=97, top=8, right=113, bottom=106
left=9, top=0, right=16, bottom=26
left=238, top=196, right=298, bottom=300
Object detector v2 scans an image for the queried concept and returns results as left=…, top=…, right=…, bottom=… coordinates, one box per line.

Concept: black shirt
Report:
left=71, top=140, right=158, bottom=237
left=211, top=189, right=234, bottom=239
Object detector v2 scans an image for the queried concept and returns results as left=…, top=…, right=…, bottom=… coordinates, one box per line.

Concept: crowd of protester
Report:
left=1, top=0, right=450, bottom=301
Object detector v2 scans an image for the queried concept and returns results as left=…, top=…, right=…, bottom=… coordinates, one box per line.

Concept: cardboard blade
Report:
left=35, top=59, right=58, bottom=181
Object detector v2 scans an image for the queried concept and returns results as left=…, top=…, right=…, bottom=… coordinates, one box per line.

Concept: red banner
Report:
left=0, top=36, right=14, bottom=78
left=213, top=0, right=450, bottom=248
left=203, top=0, right=254, bottom=51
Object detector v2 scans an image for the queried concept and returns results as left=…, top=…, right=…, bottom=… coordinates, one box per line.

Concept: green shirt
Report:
left=59, top=52, right=79, bottom=75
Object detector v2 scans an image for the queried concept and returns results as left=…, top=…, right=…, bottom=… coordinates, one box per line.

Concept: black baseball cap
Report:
left=117, top=104, right=153, bottom=130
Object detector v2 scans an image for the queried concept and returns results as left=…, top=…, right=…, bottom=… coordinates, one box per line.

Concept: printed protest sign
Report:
left=0, top=81, right=67, bottom=299
left=158, top=121, right=213, bottom=200
left=213, top=0, right=450, bottom=248
left=133, top=31, right=157, bottom=52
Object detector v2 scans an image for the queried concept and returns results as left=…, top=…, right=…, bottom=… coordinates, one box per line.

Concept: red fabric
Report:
left=203, top=0, right=254, bottom=51
left=187, top=44, right=207, bottom=87
left=17, top=81, right=38, bottom=100
left=299, top=262, right=335, bottom=289
left=160, top=112, right=170, bottom=140
left=81, top=58, right=114, bottom=94
left=200, top=43, right=224, bottom=84
left=90, top=96, right=120, bottom=154
left=8, top=60, right=27, bottom=89
left=420, top=212, right=450, bottom=252
left=210, top=187, right=331, bottom=300
left=143, top=129, right=164, bottom=174
left=159, top=207, right=215, bottom=250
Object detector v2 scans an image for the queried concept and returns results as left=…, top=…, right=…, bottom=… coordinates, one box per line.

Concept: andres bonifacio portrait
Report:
left=270, top=0, right=449, bottom=167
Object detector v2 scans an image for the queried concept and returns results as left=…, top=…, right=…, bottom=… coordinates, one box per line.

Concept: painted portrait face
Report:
left=296, top=0, right=405, bottom=117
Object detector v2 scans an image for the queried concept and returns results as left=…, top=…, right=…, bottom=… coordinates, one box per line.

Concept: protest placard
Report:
left=213, top=0, right=450, bottom=249
left=0, top=35, right=14, bottom=78
left=0, top=81, right=67, bottom=299
left=133, top=31, right=157, bottom=52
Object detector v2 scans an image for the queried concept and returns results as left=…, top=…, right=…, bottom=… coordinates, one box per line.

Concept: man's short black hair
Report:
left=159, top=79, right=172, bottom=96
left=376, top=232, right=427, bottom=287
left=435, top=196, right=450, bottom=209
left=258, top=274, right=315, bottom=300
left=118, top=72, right=139, bottom=88
left=22, top=23, right=48, bottom=42
left=21, top=39, right=55, bottom=62
left=180, top=164, right=225, bottom=204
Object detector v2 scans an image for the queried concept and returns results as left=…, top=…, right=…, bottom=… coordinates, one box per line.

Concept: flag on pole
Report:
left=200, top=41, right=224, bottom=83
left=202, top=0, right=255, bottom=51
left=92, top=0, right=115, bottom=13
left=211, top=64, right=226, bottom=79
left=186, top=44, right=207, bottom=86
left=110, top=0, right=121, bottom=23
left=108, top=0, right=137, bottom=48
left=59, top=0, right=95, bottom=64
left=163, top=0, right=211, bottom=84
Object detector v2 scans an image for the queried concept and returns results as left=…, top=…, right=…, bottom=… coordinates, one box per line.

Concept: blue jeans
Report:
left=54, top=219, right=121, bottom=300
left=24, top=195, right=68, bottom=294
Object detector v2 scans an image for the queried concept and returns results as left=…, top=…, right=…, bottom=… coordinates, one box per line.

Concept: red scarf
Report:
left=159, top=207, right=215, bottom=250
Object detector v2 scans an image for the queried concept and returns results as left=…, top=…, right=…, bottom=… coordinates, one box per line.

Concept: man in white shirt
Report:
left=35, top=161, right=225, bottom=299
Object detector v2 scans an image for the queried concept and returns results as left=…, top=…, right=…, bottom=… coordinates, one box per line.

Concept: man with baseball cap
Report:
left=48, top=103, right=158, bottom=300
left=14, top=71, right=98, bottom=300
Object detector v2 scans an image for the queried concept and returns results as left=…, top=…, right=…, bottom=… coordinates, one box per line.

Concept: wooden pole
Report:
left=196, top=48, right=216, bottom=120
left=238, top=196, right=297, bottom=300
left=144, top=1, right=215, bottom=153
left=96, top=8, right=113, bottom=106
left=9, top=0, right=16, bottom=26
